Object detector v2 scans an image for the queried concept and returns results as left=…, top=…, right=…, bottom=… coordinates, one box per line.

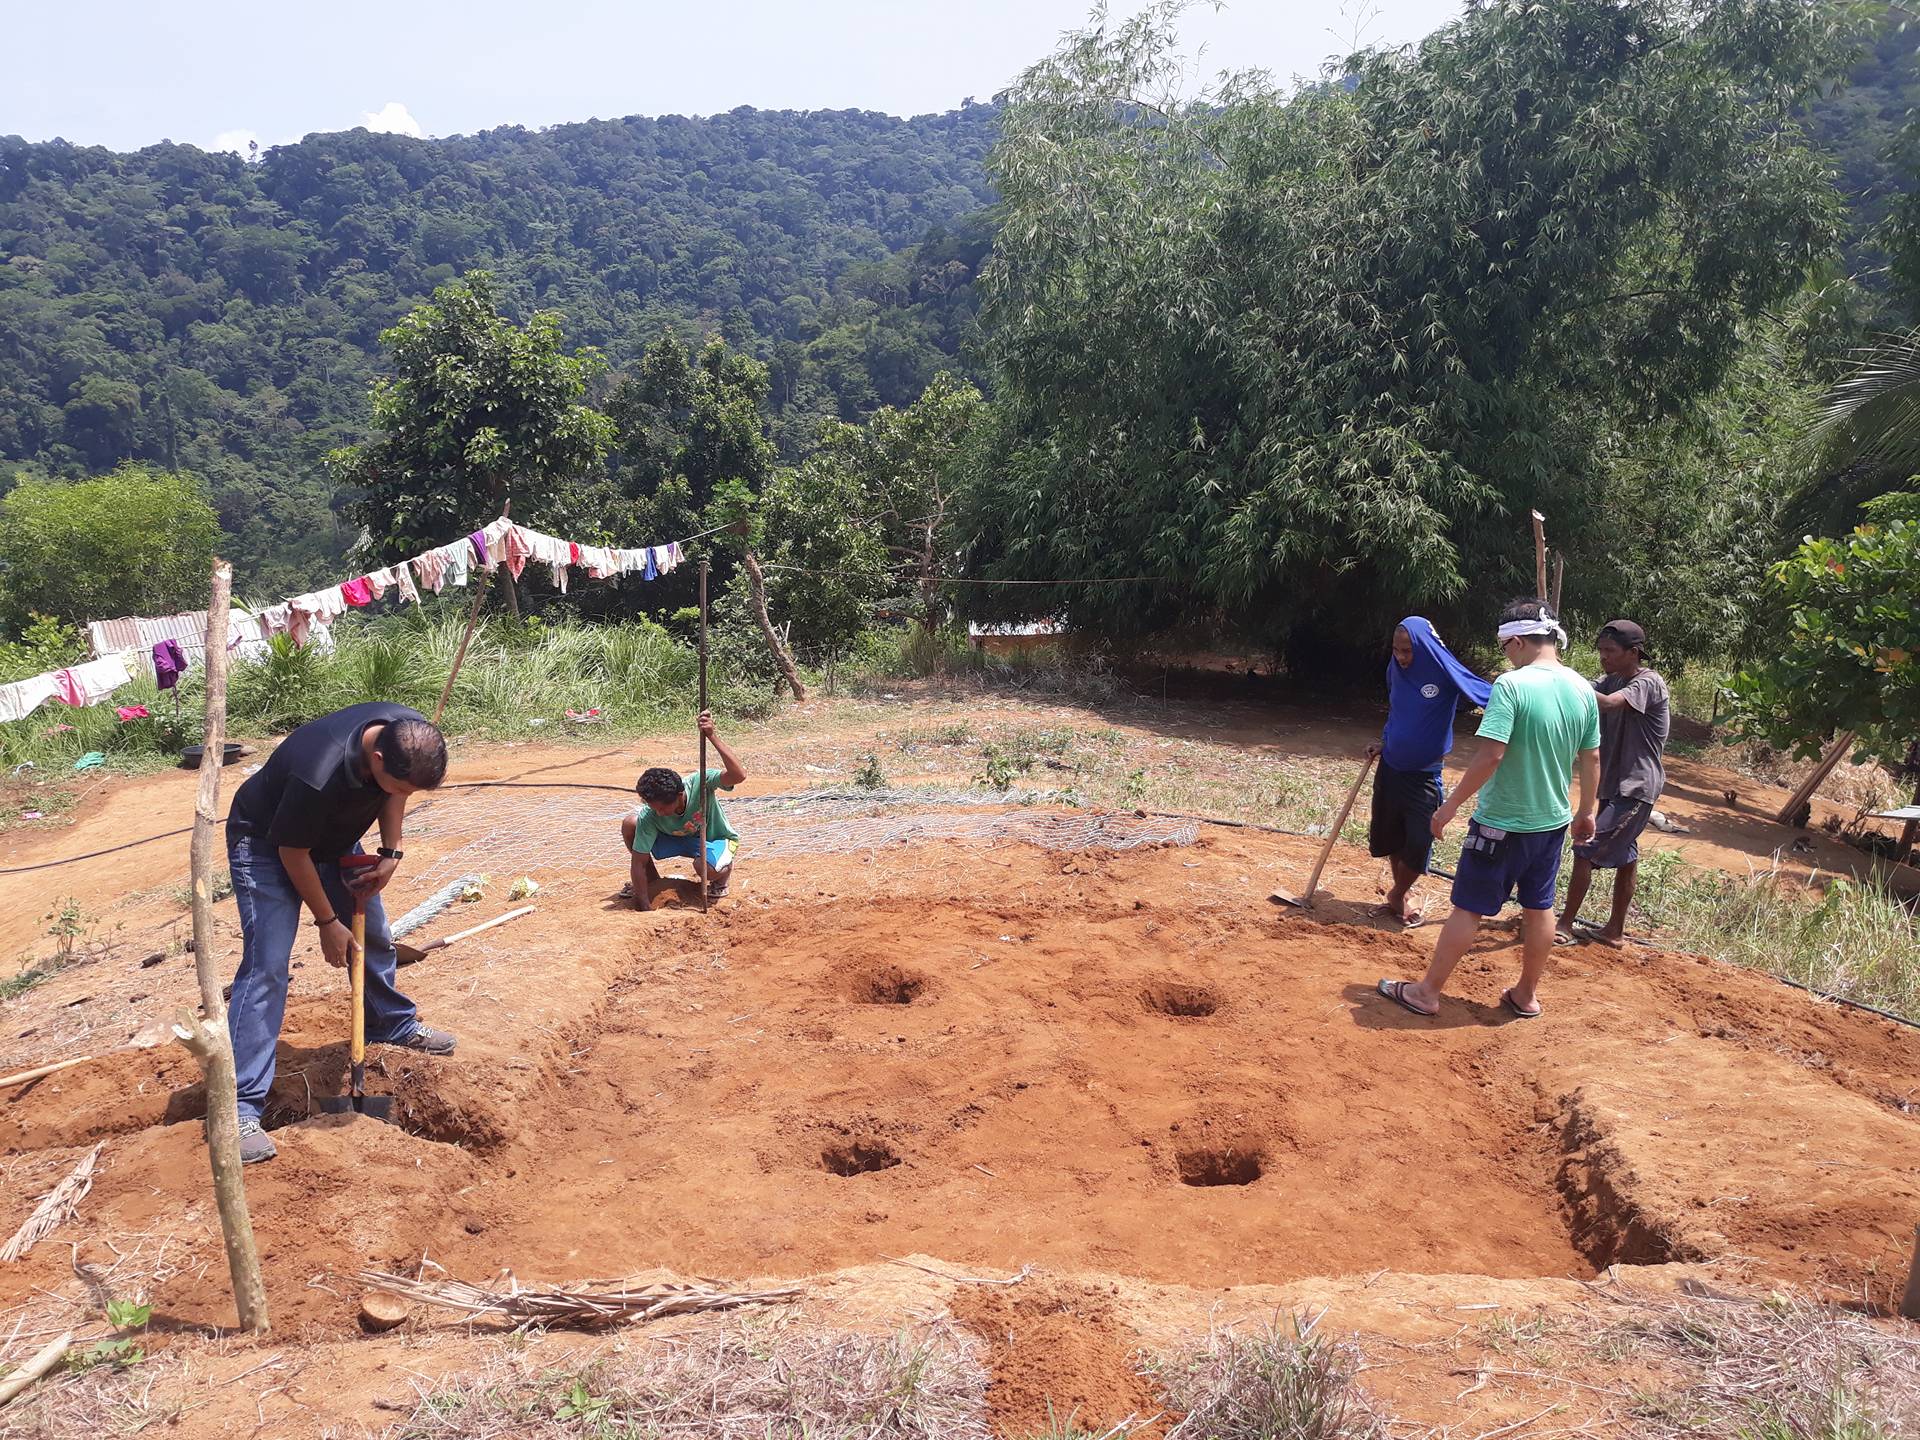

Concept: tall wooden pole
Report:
left=1531, top=510, right=1548, bottom=602
left=697, top=559, right=710, bottom=915
left=171, top=561, right=270, bottom=1335
left=433, top=564, right=490, bottom=727
left=1550, top=553, right=1566, bottom=618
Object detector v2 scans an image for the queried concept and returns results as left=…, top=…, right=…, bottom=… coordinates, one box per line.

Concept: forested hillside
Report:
left=0, top=106, right=996, bottom=593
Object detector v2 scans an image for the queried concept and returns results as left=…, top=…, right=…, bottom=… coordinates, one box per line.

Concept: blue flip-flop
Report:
left=1377, top=978, right=1438, bottom=1018
left=1499, top=988, right=1542, bottom=1020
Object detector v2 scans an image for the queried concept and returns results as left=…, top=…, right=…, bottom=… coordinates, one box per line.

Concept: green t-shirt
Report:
left=1473, top=663, right=1601, bottom=833
left=631, top=768, right=738, bottom=853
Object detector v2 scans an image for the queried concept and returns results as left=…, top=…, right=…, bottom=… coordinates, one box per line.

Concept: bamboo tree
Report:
left=171, top=560, right=270, bottom=1335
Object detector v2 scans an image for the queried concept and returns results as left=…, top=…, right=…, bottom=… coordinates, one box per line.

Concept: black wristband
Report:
left=312, top=914, right=337, bottom=927
left=376, top=847, right=404, bottom=860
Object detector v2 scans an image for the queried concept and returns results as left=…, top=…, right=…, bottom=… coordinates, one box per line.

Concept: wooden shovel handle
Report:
left=433, top=905, right=536, bottom=948
left=1299, top=756, right=1377, bottom=900
left=0, top=1054, right=96, bottom=1089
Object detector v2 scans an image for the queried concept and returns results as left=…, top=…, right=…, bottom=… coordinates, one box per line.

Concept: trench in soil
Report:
left=2, top=892, right=1701, bottom=1343
left=344, top=896, right=1661, bottom=1290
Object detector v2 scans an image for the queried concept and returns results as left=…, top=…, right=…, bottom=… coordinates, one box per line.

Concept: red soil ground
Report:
left=2, top=694, right=1917, bottom=1436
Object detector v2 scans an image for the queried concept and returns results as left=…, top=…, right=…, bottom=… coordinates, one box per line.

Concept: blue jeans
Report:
left=226, top=831, right=419, bottom=1122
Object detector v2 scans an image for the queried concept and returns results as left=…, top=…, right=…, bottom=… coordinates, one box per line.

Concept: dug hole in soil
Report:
left=3, top=732, right=1920, bottom=1436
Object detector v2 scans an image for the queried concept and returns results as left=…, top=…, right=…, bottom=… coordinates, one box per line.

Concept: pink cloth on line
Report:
left=549, top=560, right=569, bottom=594
left=53, top=669, right=83, bottom=707
left=412, top=551, right=447, bottom=594
left=396, top=563, right=420, bottom=604
left=569, top=542, right=582, bottom=565
left=340, top=577, right=374, bottom=607
left=503, top=525, right=533, bottom=581
left=365, top=568, right=394, bottom=599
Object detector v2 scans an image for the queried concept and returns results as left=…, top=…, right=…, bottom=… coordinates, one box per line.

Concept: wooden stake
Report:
left=1773, top=730, right=1856, bottom=827
left=171, top=559, right=270, bottom=1335
left=1901, top=1223, right=1920, bottom=1320
left=433, top=562, right=491, bottom=727
left=698, top=559, right=710, bottom=916
left=1550, top=553, right=1566, bottom=617
left=1530, top=510, right=1548, bottom=601
left=0, top=1332, right=72, bottom=1408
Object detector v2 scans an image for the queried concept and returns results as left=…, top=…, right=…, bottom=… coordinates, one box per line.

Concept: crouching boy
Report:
left=621, top=711, right=745, bottom=908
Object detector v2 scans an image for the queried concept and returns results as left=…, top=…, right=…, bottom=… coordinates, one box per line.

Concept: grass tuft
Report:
left=1149, top=1316, right=1383, bottom=1440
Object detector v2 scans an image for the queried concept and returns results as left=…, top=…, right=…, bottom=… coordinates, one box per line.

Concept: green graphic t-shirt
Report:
left=630, top=768, right=738, bottom=853
left=1472, top=664, right=1601, bottom=833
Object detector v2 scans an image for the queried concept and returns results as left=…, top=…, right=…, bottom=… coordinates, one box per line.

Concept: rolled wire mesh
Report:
left=399, top=786, right=1197, bottom=901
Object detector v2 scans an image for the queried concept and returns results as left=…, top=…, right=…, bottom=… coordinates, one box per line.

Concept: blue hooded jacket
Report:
left=1381, top=616, right=1493, bottom=774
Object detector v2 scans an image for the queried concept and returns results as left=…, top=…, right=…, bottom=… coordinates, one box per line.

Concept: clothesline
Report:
left=0, top=515, right=715, bottom=726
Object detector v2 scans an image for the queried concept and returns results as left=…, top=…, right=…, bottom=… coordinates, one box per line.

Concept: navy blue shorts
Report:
left=1573, top=798, right=1653, bottom=870
left=1369, top=762, right=1443, bottom=873
left=1450, top=820, right=1568, bottom=915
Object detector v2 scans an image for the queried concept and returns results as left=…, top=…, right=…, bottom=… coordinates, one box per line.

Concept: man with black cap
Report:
left=1556, top=620, right=1670, bottom=948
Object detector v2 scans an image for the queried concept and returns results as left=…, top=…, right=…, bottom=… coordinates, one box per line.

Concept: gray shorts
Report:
left=1573, top=798, right=1654, bottom=869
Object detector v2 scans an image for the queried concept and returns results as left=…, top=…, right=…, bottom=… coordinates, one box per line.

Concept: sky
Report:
left=12, top=0, right=1464, bottom=155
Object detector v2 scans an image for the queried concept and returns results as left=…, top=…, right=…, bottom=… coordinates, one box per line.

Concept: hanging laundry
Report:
left=569, top=542, right=582, bottom=565
left=396, top=563, right=420, bottom=605
left=443, top=542, right=472, bottom=588
left=340, top=576, right=374, bottom=607
left=667, top=541, right=685, bottom=570
left=256, top=603, right=291, bottom=637
left=52, top=654, right=134, bottom=708
left=365, top=567, right=395, bottom=600
left=115, top=705, right=150, bottom=722
left=153, top=638, right=188, bottom=690
left=0, top=672, right=60, bottom=724
left=469, top=531, right=490, bottom=568
left=644, top=547, right=660, bottom=582
left=288, top=587, right=348, bottom=647
left=582, top=545, right=617, bottom=579
left=412, top=550, right=447, bottom=594
left=502, top=524, right=534, bottom=581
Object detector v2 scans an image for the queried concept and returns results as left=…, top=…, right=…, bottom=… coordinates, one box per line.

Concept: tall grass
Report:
left=1633, top=850, right=1920, bottom=1019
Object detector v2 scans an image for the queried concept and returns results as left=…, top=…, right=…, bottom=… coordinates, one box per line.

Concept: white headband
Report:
left=1498, top=615, right=1568, bottom=647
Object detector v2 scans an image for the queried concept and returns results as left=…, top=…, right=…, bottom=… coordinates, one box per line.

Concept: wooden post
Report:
left=1530, top=510, right=1548, bottom=601
left=698, top=559, right=710, bottom=916
left=433, top=563, right=491, bottom=727
left=1550, top=553, right=1566, bottom=617
left=1773, top=731, right=1857, bottom=827
left=1902, top=1223, right=1920, bottom=1320
left=170, top=560, right=270, bottom=1335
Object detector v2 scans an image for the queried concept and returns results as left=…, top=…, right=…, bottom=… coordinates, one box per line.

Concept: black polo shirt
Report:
left=227, top=702, right=424, bottom=860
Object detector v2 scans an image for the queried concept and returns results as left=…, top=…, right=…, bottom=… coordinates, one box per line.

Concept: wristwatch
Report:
left=376, top=847, right=404, bottom=861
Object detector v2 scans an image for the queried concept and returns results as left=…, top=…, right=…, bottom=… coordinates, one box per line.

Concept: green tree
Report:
left=1729, top=508, right=1920, bottom=767
left=0, top=465, right=221, bottom=628
left=330, top=271, right=614, bottom=612
left=762, top=373, right=984, bottom=652
left=971, top=0, right=1864, bottom=662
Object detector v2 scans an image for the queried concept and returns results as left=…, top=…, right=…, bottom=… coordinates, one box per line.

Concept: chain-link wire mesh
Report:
left=399, top=785, right=1197, bottom=901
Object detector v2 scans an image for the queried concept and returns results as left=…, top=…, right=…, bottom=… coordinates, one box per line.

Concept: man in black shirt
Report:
left=225, top=702, right=452, bottom=1163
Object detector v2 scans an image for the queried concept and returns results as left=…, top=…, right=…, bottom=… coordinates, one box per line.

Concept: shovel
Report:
left=318, top=854, right=395, bottom=1124
left=0, top=1018, right=174, bottom=1090
left=1270, top=754, right=1375, bottom=909
left=394, top=905, right=535, bottom=966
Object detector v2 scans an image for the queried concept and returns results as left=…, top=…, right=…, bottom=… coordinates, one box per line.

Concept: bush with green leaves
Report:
left=1729, top=516, right=1920, bottom=767
left=0, top=465, right=220, bottom=630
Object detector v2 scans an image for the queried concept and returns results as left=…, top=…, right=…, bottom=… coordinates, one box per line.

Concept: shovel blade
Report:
left=1268, top=889, right=1311, bottom=908
left=316, top=1095, right=398, bottom=1123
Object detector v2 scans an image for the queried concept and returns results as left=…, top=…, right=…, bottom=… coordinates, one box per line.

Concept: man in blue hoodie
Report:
left=1366, top=617, right=1493, bottom=925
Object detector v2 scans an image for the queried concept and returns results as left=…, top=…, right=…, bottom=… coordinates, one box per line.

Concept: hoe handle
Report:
left=1301, top=755, right=1376, bottom=901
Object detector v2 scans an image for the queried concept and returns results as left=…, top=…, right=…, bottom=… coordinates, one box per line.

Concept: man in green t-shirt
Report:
left=620, top=711, right=747, bottom=908
left=1377, top=600, right=1599, bottom=1021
